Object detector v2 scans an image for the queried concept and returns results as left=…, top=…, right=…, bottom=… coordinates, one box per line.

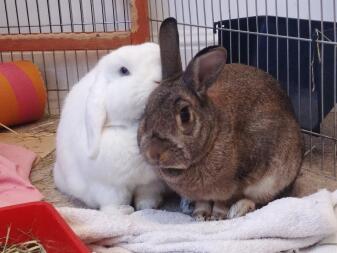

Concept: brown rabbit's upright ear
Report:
left=159, top=17, right=183, bottom=80
left=183, top=46, right=227, bottom=97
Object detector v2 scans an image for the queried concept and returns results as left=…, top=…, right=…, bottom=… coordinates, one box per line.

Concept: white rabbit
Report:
left=53, top=42, right=166, bottom=211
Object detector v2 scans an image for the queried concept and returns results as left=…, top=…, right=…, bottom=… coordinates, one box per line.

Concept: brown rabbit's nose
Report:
left=147, top=148, right=161, bottom=163
left=145, top=138, right=166, bottom=165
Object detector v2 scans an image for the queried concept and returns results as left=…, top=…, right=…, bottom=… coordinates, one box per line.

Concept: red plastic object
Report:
left=0, top=201, right=90, bottom=253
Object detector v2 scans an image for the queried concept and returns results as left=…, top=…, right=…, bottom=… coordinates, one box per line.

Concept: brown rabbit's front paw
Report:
left=227, top=199, right=256, bottom=219
left=209, top=201, right=229, bottom=221
left=193, top=212, right=210, bottom=221
left=192, top=201, right=212, bottom=221
left=209, top=211, right=227, bottom=221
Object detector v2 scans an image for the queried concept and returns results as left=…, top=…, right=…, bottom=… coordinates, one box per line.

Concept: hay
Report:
left=0, top=117, right=57, bottom=159
left=0, top=227, right=46, bottom=253
left=0, top=123, right=18, bottom=134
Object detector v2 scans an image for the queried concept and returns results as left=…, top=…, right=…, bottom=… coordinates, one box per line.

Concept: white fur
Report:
left=244, top=175, right=277, bottom=203
left=227, top=199, right=256, bottom=219
left=53, top=43, right=165, bottom=210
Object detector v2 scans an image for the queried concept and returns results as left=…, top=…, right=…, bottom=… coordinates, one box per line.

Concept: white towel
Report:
left=58, top=189, right=337, bottom=253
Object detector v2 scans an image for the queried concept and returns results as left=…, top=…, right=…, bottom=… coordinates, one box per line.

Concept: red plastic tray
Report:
left=0, top=201, right=90, bottom=253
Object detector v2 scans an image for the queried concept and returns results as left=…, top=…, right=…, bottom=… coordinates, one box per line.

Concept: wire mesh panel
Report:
left=0, top=49, right=109, bottom=114
left=0, top=0, right=149, bottom=114
left=148, top=0, right=337, bottom=179
left=0, top=0, right=131, bottom=34
left=0, top=0, right=140, bottom=50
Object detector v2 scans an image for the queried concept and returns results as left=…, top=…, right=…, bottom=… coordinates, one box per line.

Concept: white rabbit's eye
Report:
left=119, top=66, right=130, bottom=76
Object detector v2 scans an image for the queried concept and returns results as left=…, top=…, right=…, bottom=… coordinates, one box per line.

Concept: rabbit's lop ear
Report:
left=85, top=82, right=107, bottom=159
left=184, top=46, right=227, bottom=97
left=159, top=17, right=183, bottom=80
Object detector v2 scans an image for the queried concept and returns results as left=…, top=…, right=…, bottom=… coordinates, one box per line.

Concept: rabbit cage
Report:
left=0, top=0, right=337, bottom=202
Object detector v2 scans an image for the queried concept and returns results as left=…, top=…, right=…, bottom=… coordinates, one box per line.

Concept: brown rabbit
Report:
left=138, top=17, right=303, bottom=220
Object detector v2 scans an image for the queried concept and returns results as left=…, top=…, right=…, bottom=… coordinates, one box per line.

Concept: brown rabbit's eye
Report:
left=180, top=106, right=190, bottom=124
left=119, top=66, right=130, bottom=76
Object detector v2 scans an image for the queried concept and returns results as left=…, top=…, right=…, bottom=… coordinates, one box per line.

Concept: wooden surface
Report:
left=130, top=0, right=150, bottom=44
left=0, top=32, right=131, bottom=51
left=0, top=0, right=149, bottom=51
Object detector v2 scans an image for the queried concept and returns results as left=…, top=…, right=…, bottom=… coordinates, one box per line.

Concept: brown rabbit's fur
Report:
left=138, top=18, right=303, bottom=220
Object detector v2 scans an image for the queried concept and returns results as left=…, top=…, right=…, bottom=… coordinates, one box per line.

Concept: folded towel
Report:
left=58, top=190, right=337, bottom=253
left=0, top=142, right=43, bottom=207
